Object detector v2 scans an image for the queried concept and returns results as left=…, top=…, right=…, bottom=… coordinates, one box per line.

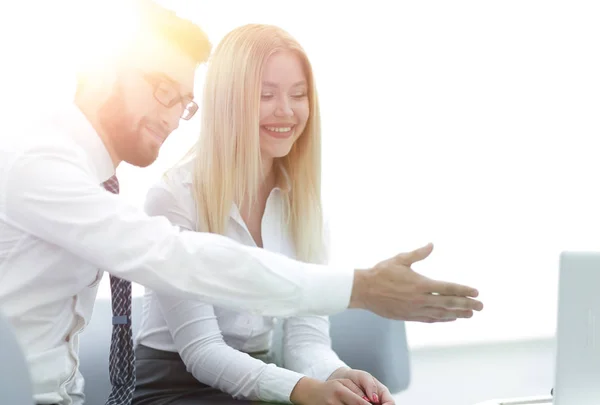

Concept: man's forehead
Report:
left=126, top=33, right=197, bottom=95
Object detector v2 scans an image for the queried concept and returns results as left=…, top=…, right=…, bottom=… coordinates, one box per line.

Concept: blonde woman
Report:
left=132, top=24, right=395, bottom=405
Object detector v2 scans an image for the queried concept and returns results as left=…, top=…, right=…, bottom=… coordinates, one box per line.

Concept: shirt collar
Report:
left=229, top=163, right=291, bottom=227
left=51, top=103, right=116, bottom=183
left=178, top=160, right=292, bottom=226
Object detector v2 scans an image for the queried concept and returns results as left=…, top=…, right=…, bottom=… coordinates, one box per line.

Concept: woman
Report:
left=133, top=24, right=394, bottom=405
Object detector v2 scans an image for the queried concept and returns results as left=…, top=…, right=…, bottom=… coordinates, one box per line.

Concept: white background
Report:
left=3, top=0, right=600, bottom=349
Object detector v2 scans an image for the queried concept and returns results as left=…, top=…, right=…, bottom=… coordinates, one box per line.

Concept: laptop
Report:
left=552, top=251, right=600, bottom=404
left=476, top=251, right=600, bottom=405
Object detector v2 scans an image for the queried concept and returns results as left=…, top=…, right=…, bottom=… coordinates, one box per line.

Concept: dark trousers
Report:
left=132, top=344, right=277, bottom=405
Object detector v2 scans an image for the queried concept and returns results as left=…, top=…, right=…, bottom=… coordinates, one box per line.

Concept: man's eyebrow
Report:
left=154, top=72, right=177, bottom=84
left=153, top=72, right=194, bottom=99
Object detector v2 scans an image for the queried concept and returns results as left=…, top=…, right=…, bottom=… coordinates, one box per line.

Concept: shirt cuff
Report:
left=257, top=363, right=305, bottom=404
left=310, top=358, right=349, bottom=381
left=303, top=264, right=354, bottom=315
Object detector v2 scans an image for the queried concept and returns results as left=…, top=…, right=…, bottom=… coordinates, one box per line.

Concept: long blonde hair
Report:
left=190, top=24, right=325, bottom=264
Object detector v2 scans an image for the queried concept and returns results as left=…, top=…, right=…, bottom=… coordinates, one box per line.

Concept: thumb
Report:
left=396, top=243, right=433, bottom=266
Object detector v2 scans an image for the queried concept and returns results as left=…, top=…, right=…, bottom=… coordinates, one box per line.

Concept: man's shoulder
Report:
left=0, top=119, right=88, bottom=181
left=3, top=116, right=82, bottom=155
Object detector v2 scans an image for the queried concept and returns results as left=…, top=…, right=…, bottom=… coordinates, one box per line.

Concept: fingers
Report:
left=394, top=243, right=433, bottom=266
left=425, top=279, right=480, bottom=299
left=411, top=316, right=457, bottom=323
left=339, top=378, right=367, bottom=397
left=338, top=379, right=372, bottom=405
left=343, top=372, right=394, bottom=405
left=415, top=305, right=473, bottom=319
left=423, top=292, right=483, bottom=312
left=353, top=372, right=379, bottom=403
left=376, top=381, right=396, bottom=405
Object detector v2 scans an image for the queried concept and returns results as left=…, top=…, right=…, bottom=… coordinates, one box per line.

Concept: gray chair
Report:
left=0, top=311, right=35, bottom=405
left=330, top=309, right=410, bottom=393
left=79, top=297, right=411, bottom=405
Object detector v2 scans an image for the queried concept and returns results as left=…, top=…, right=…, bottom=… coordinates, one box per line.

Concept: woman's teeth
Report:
left=265, top=126, right=292, bottom=133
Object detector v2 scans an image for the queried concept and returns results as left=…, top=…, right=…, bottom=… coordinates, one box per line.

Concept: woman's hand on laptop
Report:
left=328, top=367, right=395, bottom=405
left=349, top=243, right=483, bottom=322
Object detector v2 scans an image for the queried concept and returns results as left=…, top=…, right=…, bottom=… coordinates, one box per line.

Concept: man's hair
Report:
left=137, top=0, right=211, bottom=65
left=75, top=1, right=211, bottom=92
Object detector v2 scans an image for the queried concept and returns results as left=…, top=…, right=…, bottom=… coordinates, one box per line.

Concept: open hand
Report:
left=350, top=243, right=484, bottom=322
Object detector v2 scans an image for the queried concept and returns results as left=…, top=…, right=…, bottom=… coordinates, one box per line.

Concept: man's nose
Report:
left=159, top=105, right=181, bottom=132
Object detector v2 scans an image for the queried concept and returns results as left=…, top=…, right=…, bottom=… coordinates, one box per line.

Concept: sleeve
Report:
left=282, top=315, right=348, bottom=381
left=281, top=217, right=348, bottom=380
left=0, top=145, right=353, bottom=317
left=156, top=294, right=305, bottom=403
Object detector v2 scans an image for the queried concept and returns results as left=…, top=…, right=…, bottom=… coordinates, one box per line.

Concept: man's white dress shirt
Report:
left=0, top=104, right=353, bottom=405
left=136, top=161, right=347, bottom=403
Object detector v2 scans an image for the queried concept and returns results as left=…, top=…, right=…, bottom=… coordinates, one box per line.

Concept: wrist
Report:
left=349, top=269, right=371, bottom=309
left=290, top=376, right=320, bottom=405
left=328, top=366, right=351, bottom=380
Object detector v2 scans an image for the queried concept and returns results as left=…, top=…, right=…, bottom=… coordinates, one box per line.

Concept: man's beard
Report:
left=97, top=81, right=154, bottom=167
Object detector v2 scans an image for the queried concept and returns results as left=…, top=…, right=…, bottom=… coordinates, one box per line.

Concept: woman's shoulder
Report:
left=152, top=158, right=196, bottom=195
left=144, top=158, right=198, bottom=215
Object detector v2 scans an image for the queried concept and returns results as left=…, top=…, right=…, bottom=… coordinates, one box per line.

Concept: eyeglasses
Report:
left=142, top=73, right=198, bottom=120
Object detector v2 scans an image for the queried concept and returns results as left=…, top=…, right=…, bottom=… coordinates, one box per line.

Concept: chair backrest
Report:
left=0, top=311, right=35, bottom=405
left=329, top=309, right=411, bottom=393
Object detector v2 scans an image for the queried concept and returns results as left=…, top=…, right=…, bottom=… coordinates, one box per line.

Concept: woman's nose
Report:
left=274, top=98, right=294, bottom=117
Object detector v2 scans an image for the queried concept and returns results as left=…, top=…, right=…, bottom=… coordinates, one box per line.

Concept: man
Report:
left=0, top=2, right=483, bottom=405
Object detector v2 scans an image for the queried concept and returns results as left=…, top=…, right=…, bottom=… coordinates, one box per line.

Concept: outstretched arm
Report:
left=1, top=145, right=352, bottom=317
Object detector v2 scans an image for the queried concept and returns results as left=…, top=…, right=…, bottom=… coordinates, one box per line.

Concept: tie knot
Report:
left=102, top=175, right=120, bottom=195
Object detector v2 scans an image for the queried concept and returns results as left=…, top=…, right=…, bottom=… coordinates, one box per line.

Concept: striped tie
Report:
left=101, top=175, right=135, bottom=405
